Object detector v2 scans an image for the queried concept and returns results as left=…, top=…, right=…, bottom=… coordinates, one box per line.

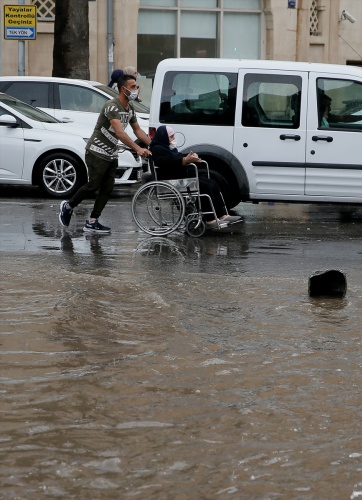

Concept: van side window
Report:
left=159, top=71, right=237, bottom=125
left=317, top=78, right=362, bottom=130
left=242, top=74, right=302, bottom=129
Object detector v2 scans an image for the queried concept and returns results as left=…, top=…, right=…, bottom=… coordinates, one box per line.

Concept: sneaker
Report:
left=59, top=200, right=73, bottom=227
left=205, top=219, right=230, bottom=230
left=221, top=215, right=242, bottom=223
left=83, top=219, right=111, bottom=234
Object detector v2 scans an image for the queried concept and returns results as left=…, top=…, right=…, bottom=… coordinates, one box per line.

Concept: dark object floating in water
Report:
left=309, top=270, right=347, bottom=298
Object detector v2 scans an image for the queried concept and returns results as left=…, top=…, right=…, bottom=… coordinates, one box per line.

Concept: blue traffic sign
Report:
left=5, top=27, right=35, bottom=39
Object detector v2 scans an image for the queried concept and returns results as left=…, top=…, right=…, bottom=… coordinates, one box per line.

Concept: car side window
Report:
left=1, top=82, right=50, bottom=108
left=159, top=71, right=237, bottom=126
left=0, top=82, right=10, bottom=92
left=242, top=73, right=302, bottom=129
left=58, top=84, right=108, bottom=113
left=317, top=78, right=362, bottom=130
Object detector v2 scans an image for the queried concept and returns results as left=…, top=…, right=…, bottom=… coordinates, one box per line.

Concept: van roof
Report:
left=156, top=58, right=362, bottom=77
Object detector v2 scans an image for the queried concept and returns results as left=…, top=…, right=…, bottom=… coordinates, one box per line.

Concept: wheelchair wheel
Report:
left=185, top=216, right=206, bottom=238
left=132, top=181, right=185, bottom=236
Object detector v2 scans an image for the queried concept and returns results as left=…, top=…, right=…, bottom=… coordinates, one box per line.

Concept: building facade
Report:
left=1, top=0, right=362, bottom=104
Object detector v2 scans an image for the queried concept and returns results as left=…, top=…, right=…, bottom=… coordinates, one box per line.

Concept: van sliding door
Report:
left=235, top=70, right=308, bottom=200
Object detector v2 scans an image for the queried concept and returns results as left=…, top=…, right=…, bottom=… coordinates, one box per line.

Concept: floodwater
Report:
left=1, top=193, right=362, bottom=499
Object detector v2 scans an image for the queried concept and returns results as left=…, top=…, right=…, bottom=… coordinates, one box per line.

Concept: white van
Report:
left=149, top=58, right=362, bottom=209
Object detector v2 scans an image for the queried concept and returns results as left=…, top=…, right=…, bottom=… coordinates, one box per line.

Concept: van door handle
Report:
left=280, top=134, right=301, bottom=141
left=312, top=135, right=333, bottom=142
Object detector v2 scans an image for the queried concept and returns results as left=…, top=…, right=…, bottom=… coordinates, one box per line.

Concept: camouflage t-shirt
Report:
left=86, top=98, right=137, bottom=161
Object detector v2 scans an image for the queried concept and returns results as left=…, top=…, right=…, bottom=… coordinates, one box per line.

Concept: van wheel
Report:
left=38, top=153, right=86, bottom=198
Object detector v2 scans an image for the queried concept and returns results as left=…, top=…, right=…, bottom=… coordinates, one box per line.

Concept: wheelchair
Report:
left=131, top=157, right=230, bottom=238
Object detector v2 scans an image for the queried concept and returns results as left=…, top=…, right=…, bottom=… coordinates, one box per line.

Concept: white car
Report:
left=0, top=92, right=140, bottom=197
left=0, top=76, right=150, bottom=182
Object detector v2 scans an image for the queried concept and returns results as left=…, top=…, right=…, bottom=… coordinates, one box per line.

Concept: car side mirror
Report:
left=0, top=114, right=19, bottom=127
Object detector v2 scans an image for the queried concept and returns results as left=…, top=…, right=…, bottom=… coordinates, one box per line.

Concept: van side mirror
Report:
left=0, top=114, right=19, bottom=127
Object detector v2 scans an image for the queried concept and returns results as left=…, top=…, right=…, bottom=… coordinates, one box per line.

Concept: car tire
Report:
left=38, top=153, right=86, bottom=198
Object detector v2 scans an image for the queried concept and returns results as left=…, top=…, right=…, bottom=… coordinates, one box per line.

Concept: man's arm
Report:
left=130, top=121, right=151, bottom=146
left=110, top=118, right=150, bottom=157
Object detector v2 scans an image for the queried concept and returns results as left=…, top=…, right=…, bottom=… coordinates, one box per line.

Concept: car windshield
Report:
left=0, top=94, right=60, bottom=123
left=94, top=84, right=150, bottom=113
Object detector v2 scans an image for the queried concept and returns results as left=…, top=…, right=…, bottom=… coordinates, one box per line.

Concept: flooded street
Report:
left=1, top=188, right=362, bottom=499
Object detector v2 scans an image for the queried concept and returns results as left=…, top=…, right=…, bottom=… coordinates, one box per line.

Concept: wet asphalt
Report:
left=1, top=185, right=362, bottom=499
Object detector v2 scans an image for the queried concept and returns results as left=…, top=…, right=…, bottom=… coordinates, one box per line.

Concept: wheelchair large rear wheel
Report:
left=132, top=181, right=185, bottom=236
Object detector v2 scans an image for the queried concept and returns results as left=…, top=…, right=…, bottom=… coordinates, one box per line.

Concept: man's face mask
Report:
left=123, top=87, right=138, bottom=101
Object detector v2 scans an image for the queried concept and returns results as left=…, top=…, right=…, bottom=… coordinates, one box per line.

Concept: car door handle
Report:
left=312, top=135, right=333, bottom=142
left=280, top=134, right=301, bottom=141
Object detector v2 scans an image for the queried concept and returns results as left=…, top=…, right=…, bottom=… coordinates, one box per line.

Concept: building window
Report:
left=32, top=0, right=55, bottom=20
left=138, top=0, right=262, bottom=78
left=310, top=0, right=320, bottom=36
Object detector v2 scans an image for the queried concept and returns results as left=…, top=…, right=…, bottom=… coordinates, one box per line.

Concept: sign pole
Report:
left=18, top=0, right=25, bottom=75
left=107, top=0, right=114, bottom=82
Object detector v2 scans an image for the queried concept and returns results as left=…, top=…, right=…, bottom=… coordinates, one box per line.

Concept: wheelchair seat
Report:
left=148, top=155, right=200, bottom=194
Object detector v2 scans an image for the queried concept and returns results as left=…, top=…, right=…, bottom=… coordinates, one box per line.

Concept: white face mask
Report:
left=123, top=87, right=139, bottom=101
left=169, top=139, right=177, bottom=150
left=127, top=89, right=139, bottom=101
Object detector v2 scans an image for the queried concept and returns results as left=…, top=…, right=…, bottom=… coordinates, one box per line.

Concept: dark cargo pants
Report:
left=69, top=150, right=118, bottom=219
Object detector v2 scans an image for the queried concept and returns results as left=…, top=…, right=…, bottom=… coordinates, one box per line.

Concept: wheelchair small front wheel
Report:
left=186, top=217, right=206, bottom=238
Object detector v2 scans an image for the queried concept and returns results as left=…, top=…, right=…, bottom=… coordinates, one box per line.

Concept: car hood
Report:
left=40, top=121, right=93, bottom=138
left=136, top=112, right=149, bottom=121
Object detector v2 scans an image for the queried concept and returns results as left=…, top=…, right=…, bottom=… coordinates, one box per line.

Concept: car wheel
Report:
left=38, top=153, right=86, bottom=198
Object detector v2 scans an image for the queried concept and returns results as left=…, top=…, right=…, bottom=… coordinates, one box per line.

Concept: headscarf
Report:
left=150, top=125, right=179, bottom=157
left=166, top=126, right=175, bottom=137
left=108, top=69, right=124, bottom=88
left=123, top=66, right=138, bottom=79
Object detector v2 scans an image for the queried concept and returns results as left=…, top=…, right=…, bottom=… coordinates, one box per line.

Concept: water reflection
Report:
left=84, top=234, right=108, bottom=257
left=134, top=230, right=250, bottom=267
left=60, top=233, right=75, bottom=253
left=32, top=222, right=63, bottom=239
left=134, top=236, right=188, bottom=260
left=58, top=232, right=114, bottom=273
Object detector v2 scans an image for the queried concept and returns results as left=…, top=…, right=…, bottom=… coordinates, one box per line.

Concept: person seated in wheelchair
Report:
left=150, top=126, right=241, bottom=228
